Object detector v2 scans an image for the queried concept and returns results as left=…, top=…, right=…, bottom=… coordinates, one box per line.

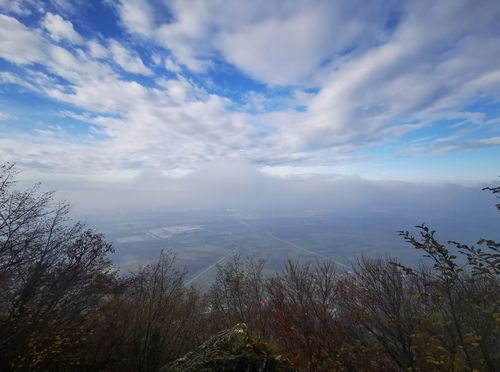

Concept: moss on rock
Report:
left=160, top=323, right=296, bottom=372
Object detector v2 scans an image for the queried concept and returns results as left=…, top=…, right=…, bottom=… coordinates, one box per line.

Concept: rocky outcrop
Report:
left=160, top=323, right=296, bottom=371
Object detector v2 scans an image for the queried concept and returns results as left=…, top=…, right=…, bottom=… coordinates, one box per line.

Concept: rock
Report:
left=160, top=323, right=296, bottom=372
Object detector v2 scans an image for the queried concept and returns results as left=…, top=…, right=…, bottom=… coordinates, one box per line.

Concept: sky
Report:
left=0, top=0, right=500, bottom=199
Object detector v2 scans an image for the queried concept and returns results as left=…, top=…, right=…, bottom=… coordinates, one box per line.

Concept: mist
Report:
left=18, top=159, right=499, bottom=248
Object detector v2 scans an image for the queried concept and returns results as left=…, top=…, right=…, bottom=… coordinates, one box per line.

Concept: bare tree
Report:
left=111, top=250, right=206, bottom=372
left=267, top=259, right=349, bottom=371
left=206, top=255, right=269, bottom=337
left=0, top=164, right=118, bottom=371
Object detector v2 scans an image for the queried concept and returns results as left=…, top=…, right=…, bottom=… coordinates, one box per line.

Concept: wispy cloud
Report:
left=0, top=112, right=16, bottom=120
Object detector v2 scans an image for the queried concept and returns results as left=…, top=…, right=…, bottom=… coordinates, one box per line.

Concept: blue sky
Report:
left=1, top=0, right=500, bottom=185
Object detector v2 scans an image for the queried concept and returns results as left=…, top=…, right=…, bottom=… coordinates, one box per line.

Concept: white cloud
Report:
left=0, top=0, right=44, bottom=15
left=215, top=1, right=386, bottom=85
left=116, top=0, right=154, bottom=36
left=48, top=0, right=78, bottom=15
left=43, top=12, right=83, bottom=44
left=216, top=11, right=326, bottom=85
left=164, top=58, right=181, bottom=73
left=108, top=39, right=152, bottom=75
left=151, top=53, right=162, bottom=65
left=116, top=0, right=397, bottom=84
left=150, top=53, right=182, bottom=72
left=0, top=23, right=261, bottom=174
left=0, top=0, right=30, bottom=15
left=0, top=1, right=499, bottom=184
left=0, top=14, right=46, bottom=64
left=87, top=39, right=109, bottom=59
left=270, top=0, right=500, bottom=151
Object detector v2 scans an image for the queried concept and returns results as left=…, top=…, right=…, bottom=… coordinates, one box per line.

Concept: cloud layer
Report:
left=0, top=0, right=499, bottom=183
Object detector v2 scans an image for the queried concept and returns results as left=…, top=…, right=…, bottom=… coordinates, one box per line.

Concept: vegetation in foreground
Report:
left=0, top=163, right=499, bottom=371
